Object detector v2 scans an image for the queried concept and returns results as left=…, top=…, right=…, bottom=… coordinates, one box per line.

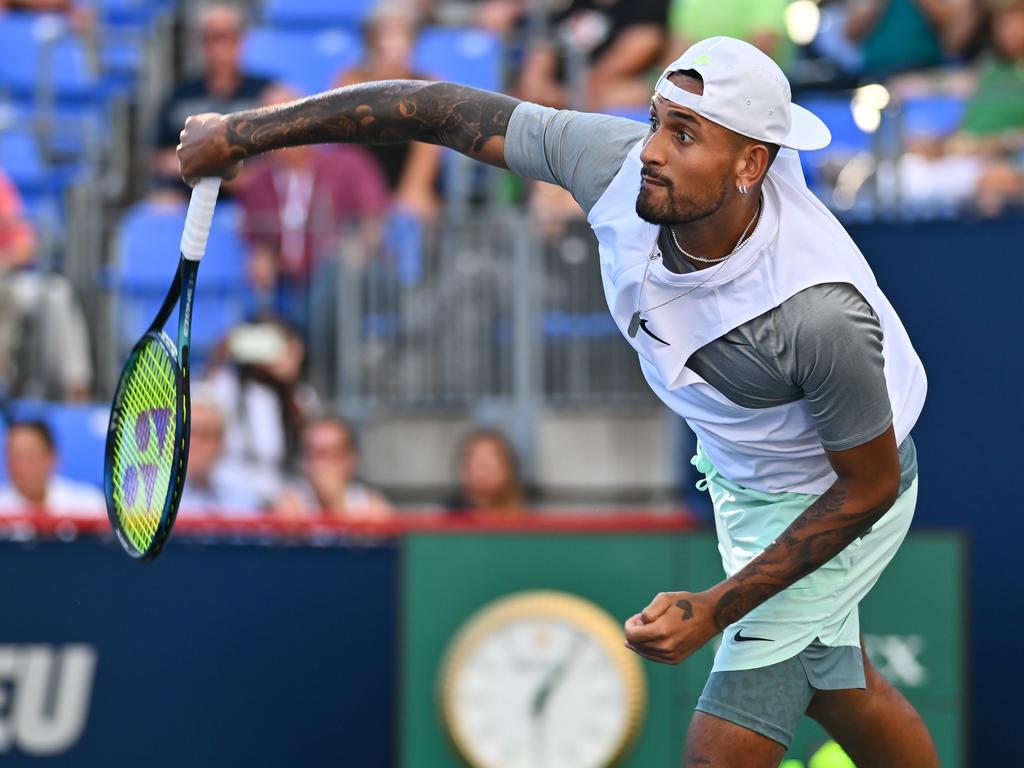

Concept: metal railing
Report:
left=299, top=211, right=657, bottom=414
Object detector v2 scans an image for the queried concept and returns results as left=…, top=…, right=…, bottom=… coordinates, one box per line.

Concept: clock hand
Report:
left=530, top=633, right=585, bottom=719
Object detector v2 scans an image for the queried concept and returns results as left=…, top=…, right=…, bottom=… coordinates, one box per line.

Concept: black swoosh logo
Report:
left=733, top=629, right=773, bottom=643
left=639, top=319, right=670, bottom=346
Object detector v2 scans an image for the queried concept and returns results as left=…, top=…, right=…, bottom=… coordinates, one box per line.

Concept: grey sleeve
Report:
left=503, top=102, right=648, bottom=214
left=782, top=283, right=894, bottom=452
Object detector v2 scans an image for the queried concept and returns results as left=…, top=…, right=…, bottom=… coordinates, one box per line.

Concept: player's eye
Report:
left=677, top=131, right=692, bottom=143
left=648, top=115, right=658, bottom=131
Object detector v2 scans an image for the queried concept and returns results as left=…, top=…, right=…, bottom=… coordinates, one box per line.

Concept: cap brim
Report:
left=782, top=103, right=832, bottom=151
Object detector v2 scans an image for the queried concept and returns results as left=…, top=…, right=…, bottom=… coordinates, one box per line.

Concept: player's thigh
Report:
left=683, top=710, right=788, bottom=768
left=805, top=643, right=910, bottom=741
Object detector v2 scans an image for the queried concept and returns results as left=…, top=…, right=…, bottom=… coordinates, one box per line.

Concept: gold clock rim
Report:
left=439, top=590, right=648, bottom=768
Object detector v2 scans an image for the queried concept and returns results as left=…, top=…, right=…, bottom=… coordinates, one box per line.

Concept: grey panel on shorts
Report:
left=696, top=639, right=865, bottom=747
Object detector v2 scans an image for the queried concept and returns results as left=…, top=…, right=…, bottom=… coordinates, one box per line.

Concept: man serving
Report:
left=177, top=36, right=937, bottom=767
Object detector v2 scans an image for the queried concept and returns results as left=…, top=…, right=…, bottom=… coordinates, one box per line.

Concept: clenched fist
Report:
left=176, top=113, right=243, bottom=186
left=624, top=590, right=720, bottom=665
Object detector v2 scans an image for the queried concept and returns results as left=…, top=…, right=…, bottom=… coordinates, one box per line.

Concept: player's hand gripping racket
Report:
left=104, top=178, right=221, bottom=560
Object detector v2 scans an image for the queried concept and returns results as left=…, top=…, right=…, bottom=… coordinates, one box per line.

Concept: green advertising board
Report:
left=400, top=531, right=964, bottom=767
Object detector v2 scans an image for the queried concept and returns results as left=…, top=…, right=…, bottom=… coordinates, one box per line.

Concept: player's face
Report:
left=636, top=78, right=740, bottom=226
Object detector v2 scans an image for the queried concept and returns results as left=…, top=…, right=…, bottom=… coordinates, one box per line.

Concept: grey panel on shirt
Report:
left=503, top=102, right=646, bottom=214
left=503, top=101, right=915, bottom=483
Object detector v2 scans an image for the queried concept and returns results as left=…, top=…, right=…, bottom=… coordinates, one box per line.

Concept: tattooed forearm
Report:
left=223, top=80, right=519, bottom=160
left=710, top=479, right=895, bottom=631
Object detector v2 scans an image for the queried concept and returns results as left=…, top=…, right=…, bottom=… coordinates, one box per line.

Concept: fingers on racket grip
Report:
left=180, top=177, right=222, bottom=261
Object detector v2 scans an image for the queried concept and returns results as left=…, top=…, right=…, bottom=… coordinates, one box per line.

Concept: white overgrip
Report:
left=180, top=177, right=222, bottom=261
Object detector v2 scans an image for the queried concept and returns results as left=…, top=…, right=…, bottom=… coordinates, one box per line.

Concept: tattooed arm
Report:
left=624, top=426, right=901, bottom=664
left=176, top=80, right=520, bottom=184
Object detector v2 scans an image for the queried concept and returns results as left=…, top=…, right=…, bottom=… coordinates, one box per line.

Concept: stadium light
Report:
left=851, top=83, right=890, bottom=133
left=785, top=0, right=821, bottom=46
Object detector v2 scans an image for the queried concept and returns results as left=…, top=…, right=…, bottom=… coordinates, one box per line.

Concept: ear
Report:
left=734, top=143, right=771, bottom=192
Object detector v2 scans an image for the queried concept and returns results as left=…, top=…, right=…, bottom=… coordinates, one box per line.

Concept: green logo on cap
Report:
left=692, top=54, right=712, bottom=65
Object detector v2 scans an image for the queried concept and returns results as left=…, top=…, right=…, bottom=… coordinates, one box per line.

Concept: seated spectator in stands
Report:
left=844, top=0, right=976, bottom=79
left=0, top=421, right=103, bottom=515
left=0, top=168, right=92, bottom=400
left=516, top=0, right=668, bottom=110
left=177, top=387, right=263, bottom=516
left=151, top=4, right=273, bottom=198
left=446, top=429, right=525, bottom=517
left=206, top=318, right=317, bottom=504
left=239, top=85, right=390, bottom=328
left=668, top=0, right=792, bottom=68
left=333, top=4, right=442, bottom=220
left=275, top=415, right=393, bottom=521
left=962, top=0, right=1024, bottom=139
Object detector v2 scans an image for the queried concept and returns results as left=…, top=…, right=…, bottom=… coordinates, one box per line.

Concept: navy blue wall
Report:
left=0, top=538, right=398, bottom=766
left=851, top=215, right=1024, bottom=765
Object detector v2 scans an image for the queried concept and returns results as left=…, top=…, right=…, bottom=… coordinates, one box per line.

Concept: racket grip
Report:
left=180, top=177, right=222, bottom=261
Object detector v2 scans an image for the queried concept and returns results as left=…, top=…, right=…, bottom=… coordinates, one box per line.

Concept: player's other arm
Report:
left=625, top=429, right=901, bottom=664
left=176, top=80, right=520, bottom=184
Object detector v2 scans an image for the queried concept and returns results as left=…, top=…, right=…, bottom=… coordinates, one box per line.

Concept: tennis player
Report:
left=178, top=37, right=936, bottom=767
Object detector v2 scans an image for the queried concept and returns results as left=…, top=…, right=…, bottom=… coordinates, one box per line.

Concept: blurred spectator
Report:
left=0, top=420, right=104, bottom=515
left=844, top=0, right=977, bottom=79
left=333, top=4, right=442, bottom=220
left=206, top=319, right=316, bottom=504
left=446, top=428, right=525, bottom=517
left=239, top=85, right=390, bottom=328
left=962, top=0, right=1024, bottom=138
left=151, top=3, right=273, bottom=197
left=0, top=0, right=94, bottom=30
left=177, top=386, right=264, bottom=516
left=0, top=168, right=92, bottom=400
left=668, top=0, right=792, bottom=68
left=276, top=415, right=393, bottom=521
left=516, top=0, right=669, bottom=111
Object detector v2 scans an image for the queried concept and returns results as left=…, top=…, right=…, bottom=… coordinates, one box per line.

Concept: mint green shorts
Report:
left=691, top=442, right=919, bottom=673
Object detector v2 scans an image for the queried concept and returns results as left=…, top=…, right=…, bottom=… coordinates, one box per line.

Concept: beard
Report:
left=635, top=177, right=729, bottom=226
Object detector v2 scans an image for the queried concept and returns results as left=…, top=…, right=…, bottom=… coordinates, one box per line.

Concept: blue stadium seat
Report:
left=798, top=95, right=871, bottom=155
left=414, top=27, right=503, bottom=92
left=0, top=401, right=109, bottom=487
left=242, top=27, right=363, bottom=95
left=542, top=311, right=619, bottom=339
left=602, top=106, right=651, bottom=125
left=0, top=14, right=103, bottom=105
left=112, top=200, right=248, bottom=357
left=901, top=94, right=966, bottom=140
left=262, top=0, right=377, bottom=29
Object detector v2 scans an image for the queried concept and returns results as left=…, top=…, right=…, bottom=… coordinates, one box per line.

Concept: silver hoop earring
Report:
left=739, top=184, right=748, bottom=195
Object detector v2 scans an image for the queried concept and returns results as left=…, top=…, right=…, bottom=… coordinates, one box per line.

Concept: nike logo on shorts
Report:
left=733, top=629, right=773, bottom=642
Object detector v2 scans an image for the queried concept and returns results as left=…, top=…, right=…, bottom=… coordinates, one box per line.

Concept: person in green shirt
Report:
left=962, top=0, right=1024, bottom=136
left=668, top=0, right=792, bottom=68
left=844, top=0, right=976, bottom=79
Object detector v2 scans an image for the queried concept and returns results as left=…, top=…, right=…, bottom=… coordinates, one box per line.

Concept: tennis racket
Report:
left=104, top=178, right=221, bottom=560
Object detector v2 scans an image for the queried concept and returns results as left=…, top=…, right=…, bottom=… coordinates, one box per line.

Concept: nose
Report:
left=639, top=125, right=667, bottom=168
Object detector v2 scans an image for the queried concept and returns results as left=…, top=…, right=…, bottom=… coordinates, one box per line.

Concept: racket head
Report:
left=104, top=329, right=189, bottom=560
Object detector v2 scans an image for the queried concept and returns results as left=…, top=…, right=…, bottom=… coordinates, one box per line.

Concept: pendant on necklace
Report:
left=628, top=311, right=642, bottom=338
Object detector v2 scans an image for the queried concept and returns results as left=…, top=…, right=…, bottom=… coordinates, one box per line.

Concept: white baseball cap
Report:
left=655, top=37, right=831, bottom=151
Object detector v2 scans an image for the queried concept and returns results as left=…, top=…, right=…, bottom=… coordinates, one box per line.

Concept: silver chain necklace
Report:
left=628, top=194, right=763, bottom=339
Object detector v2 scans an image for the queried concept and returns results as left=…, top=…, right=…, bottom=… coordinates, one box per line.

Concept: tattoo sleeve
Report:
left=223, top=80, right=519, bottom=161
left=710, top=478, right=895, bottom=631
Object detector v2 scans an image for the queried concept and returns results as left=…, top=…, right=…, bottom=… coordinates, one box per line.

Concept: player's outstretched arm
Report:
left=625, top=426, right=902, bottom=664
left=177, top=80, right=520, bottom=185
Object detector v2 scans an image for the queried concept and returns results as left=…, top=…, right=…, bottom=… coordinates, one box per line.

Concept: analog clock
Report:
left=440, top=590, right=646, bottom=768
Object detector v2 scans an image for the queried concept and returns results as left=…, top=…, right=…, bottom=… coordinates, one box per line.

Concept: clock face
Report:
left=441, top=592, right=646, bottom=768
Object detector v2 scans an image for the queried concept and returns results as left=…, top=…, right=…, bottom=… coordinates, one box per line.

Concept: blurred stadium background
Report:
left=0, top=0, right=1020, bottom=765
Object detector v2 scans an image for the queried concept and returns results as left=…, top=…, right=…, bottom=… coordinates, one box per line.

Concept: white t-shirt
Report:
left=0, top=476, right=105, bottom=516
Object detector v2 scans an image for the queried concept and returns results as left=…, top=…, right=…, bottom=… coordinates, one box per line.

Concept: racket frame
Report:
left=104, top=178, right=218, bottom=560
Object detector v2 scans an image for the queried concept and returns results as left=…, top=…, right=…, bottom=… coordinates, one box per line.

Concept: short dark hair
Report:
left=8, top=420, right=56, bottom=452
